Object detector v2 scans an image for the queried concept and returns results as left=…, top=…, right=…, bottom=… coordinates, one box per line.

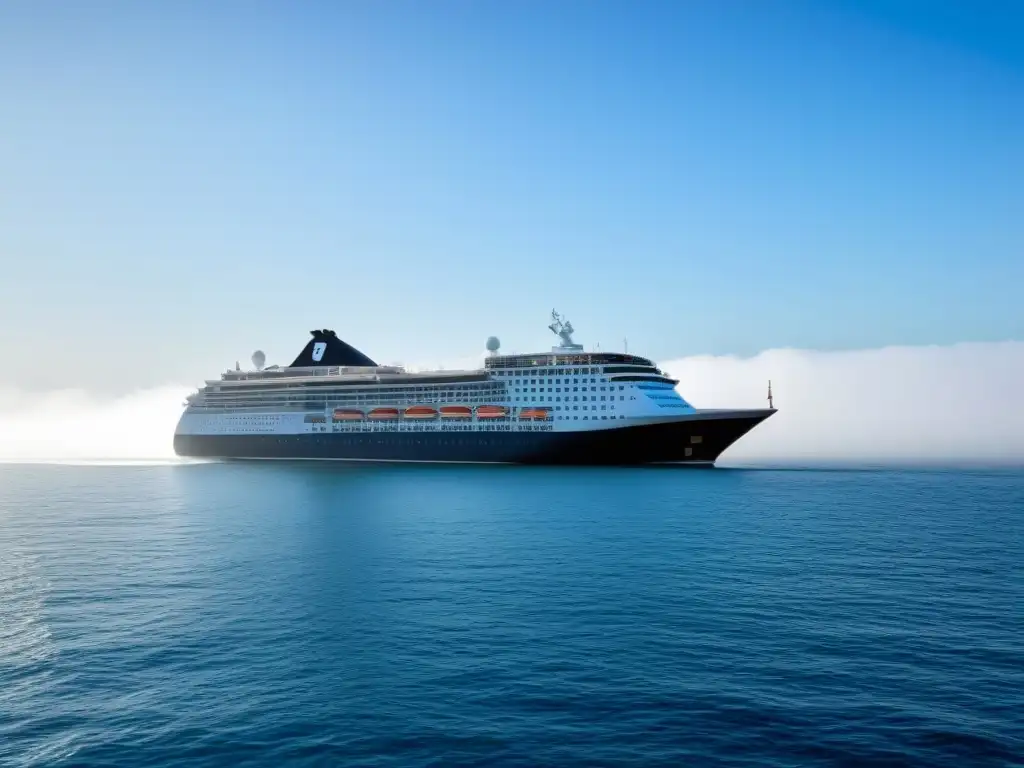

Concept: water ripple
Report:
left=0, top=463, right=1021, bottom=766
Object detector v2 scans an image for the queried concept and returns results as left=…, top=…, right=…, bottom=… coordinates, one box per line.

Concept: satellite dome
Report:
left=251, top=350, right=266, bottom=370
left=486, top=336, right=501, bottom=354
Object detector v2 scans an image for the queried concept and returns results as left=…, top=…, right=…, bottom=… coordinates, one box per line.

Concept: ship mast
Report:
left=548, top=309, right=583, bottom=352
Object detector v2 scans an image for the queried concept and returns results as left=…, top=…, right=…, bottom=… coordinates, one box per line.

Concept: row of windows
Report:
left=510, top=377, right=607, bottom=385
left=195, top=394, right=506, bottom=409
left=205, top=383, right=504, bottom=397
left=517, top=385, right=622, bottom=394
left=200, top=414, right=637, bottom=432
left=204, top=399, right=503, bottom=405
left=320, top=417, right=625, bottom=430
left=490, top=368, right=646, bottom=379
left=500, top=404, right=617, bottom=411
left=337, top=424, right=529, bottom=430
left=330, top=424, right=524, bottom=432
left=202, top=382, right=507, bottom=397
left=515, top=396, right=623, bottom=403
left=308, top=424, right=554, bottom=434
left=490, top=366, right=602, bottom=376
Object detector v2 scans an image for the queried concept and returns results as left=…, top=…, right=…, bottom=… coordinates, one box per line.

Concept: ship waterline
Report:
left=173, top=312, right=775, bottom=465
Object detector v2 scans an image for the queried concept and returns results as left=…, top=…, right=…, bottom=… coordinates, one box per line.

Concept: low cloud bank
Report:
left=0, top=385, right=192, bottom=461
left=0, top=341, right=1021, bottom=463
left=662, top=341, right=1024, bottom=463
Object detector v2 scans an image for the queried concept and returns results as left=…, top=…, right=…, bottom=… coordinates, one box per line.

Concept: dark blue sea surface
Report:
left=1, top=462, right=1022, bottom=767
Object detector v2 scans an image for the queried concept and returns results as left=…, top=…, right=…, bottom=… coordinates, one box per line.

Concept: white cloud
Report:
left=0, top=384, right=192, bottom=461
left=661, top=341, right=1024, bottom=464
left=0, top=341, right=1021, bottom=463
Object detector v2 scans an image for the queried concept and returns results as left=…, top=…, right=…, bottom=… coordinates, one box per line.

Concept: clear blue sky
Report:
left=1, top=0, right=1021, bottom=392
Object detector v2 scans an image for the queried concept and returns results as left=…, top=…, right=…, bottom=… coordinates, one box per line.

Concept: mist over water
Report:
left=1, top=341, right=1021, bottom=463
left=0, top=385, right=191, bottom=462
left=665, top=340, right=1024, bottom=464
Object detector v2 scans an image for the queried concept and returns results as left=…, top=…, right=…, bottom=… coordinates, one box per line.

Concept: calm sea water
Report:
left=0, top=462, right=1021, bottom=767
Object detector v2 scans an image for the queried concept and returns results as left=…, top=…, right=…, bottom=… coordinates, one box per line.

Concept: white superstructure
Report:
left=176, top=313, right=694, bottom=439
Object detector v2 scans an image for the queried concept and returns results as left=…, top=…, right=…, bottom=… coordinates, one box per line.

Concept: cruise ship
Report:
left=173, top=312, right=775, bottom=465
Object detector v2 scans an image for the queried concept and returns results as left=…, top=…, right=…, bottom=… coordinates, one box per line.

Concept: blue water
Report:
left=1, top=462, right=1021, bottom=767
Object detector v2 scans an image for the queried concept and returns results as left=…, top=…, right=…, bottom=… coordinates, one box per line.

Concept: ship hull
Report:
left=173, top=411, right=773, bottom=465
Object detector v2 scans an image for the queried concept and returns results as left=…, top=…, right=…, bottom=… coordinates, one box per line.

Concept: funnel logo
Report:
left=312, top=342, right=327, bottom=362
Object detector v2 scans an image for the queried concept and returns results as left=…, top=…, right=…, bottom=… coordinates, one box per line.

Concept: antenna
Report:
left=548, top=309, right=582, bottom=350
left=767, top=379, right=774, bottom=409
left=624, top=338, right=628, bottom=354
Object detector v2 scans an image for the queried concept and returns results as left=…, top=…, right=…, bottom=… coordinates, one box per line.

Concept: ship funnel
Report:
left=288, top=329, right=377, bottom=368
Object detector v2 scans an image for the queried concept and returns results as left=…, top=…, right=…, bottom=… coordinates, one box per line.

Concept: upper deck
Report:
left=484, top=352, right=655, bottom=370
left=211, top=366, right=489, bottom=389
left=192, top=311, right=677, bottom=402
left=220, top=364, right=400, bottom=382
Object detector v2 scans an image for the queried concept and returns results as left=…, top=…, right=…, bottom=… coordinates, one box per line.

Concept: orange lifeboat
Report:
left=476, top=405, right=509, bottom=419
left=519, top=408, right=551, bottom=420
left=403, top=406, right=438, bottom=420
left=367, top=407, right=400, bottom=420
left=440, top=405, right=472, bottom=419
left=332, top=408, right=364, bottom=421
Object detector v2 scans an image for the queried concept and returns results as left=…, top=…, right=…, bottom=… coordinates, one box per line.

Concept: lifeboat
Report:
left=519, top=408, right=551, bottom=421
left=332, top=408, right=364, bottom=421
left=403, top=406, right=438, bottom=420
left=367, top=407, right=400, bottom=420
left=476, top=405, right=509, bottom=419
left=440, top=405, right=472, bottom=419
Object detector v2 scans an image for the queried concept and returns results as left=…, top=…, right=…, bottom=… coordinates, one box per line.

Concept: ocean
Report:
left=1, top=462, right=1021, bottom=767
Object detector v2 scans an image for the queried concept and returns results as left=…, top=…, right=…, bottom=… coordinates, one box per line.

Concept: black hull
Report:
left=174, top=412, right=773, bottom=465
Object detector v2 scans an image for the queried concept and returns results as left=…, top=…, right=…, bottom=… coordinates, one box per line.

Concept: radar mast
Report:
left=548, top=309, right=583, bottom=352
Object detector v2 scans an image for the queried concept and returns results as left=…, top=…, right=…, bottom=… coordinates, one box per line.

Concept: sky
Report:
left=1, top=0, right=1022, bottom=394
